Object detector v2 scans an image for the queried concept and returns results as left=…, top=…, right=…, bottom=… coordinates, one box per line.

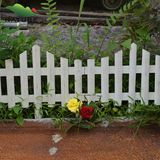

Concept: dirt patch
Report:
left=55, top=123, right=160, bottom=160
left=0, top=121, right=55, bottom=160
left=0, top=121, right=160, bottom=160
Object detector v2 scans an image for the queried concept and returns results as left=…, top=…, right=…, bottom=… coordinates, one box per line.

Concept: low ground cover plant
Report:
left=130, top=102, right=160, bottom=134
left=0, top=98, right=160, bottom=134
left=0, top=98, right=128, bottom=128
left=0, top=21, right=35, bottom=67
left=0, top=103, right=35, bottom=125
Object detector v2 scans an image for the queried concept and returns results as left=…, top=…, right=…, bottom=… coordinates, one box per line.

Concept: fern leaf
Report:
left=110, top=15, right=116, bottom=24
left=49, top=2, right=56, bottom=8
left=41, top=3, right=49, bottom=6
left=41, top=7, right=49, bottom=10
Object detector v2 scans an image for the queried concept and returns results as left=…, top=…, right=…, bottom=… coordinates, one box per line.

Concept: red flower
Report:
left=80, top=106, right=94, bottom=119
left=32, top=8, right=38, bottom=13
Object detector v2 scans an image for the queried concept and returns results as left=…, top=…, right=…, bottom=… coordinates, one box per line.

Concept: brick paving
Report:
left=0, top=121, right=160, bottom=160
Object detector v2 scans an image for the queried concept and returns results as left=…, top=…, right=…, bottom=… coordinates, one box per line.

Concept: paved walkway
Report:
left=0, top=121, right=160, bottom=160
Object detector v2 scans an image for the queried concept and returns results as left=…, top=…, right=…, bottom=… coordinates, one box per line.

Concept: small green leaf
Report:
left=88, top=101, right=97, bottom=108
left=16, top=116, right=24, bottom=126
left=110, top=15, right=116, bottom=24
left=121, top=39, right=132, bottom=49
left=79, top=122, right=95, bottom=129
left=107, top=40, right=118, bottom=53
left=13, top=105, right=21, bottom=114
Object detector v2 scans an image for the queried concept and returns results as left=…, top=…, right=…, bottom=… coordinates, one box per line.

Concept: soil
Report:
left=0, top=121, right=160, bottom=160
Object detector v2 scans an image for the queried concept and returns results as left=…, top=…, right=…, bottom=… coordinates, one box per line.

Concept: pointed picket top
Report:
left=20, top=51, right=27, bottom=67
left=32, top=44, right=40, bottom=50
left=131, top=43, right=137, bottom=48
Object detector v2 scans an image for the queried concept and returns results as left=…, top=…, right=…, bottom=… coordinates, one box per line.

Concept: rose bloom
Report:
left=67, top=98, right=82, bottom=113
left=80, top=106, right=94, bottom=119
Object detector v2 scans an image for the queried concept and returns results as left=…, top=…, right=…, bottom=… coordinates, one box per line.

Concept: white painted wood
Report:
left=47, top=52, right=55, bottom=105
left=141, top=49, right=150, bottom=104
left=60, top=57, right=69, bottom=105
left=155, top=55, right=160, bottom=105
left=87, top=59, right=95, bottom=101
left=74, top=60, right=83, bottom=95
left=115, top=50, right=123, bottom=105
left=20, top=51, right=29, bottom=108
left=5, top=59, right=15, bottom=108
left=32, top=45, right=42, bottom=118
left=129, top=43, right=137, bottom=103
left=101, top=57, right=109, bottom=102
left=0, top=44, right=159, bottom=117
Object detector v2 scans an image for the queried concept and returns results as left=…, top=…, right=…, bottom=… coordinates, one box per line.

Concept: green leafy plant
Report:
left=49, top=96, right=129, bottom=132
left=0, top=22, right=35, bottom=66
left=106, top=0, right=160, bottom=54
left=9, top=104, right=24, bottom=126
left=0, top=103, right=35, bottom=125
left=41, top=0, right=61, bottom=55
left=0, top=103, right=9, bottom=120
left=129, top=102, right=160, bottom=134
left=41, top=0, right=59, bottom=26
left=0, top=103, right=24, bottom=125
left=40, top=0, right=106, bottom=65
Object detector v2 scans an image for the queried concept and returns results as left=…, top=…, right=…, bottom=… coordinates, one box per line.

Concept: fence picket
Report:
left=32, top=45, right=42, bottom=118
left=155, top=55, right=160, bottom=105
left=101, top=57, right=109, bottom=102
left=47, top=52, right=55, bottom=105
left=115, top=50, right=123, bottom=105
left=129, top=43, right=137, bottom=104
left=87, top=59, right=95, bottom=101
left=61, top=57, right=69, bottom=105
left=5, top=59, right=15, bottom=108
left=74, top=60, right=83, bottom=95
left=141, top=49, right=150, bottom=104
left=20, top=51, right=29, bottom=108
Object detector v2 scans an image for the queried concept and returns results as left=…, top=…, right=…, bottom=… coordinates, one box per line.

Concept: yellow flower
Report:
left=67, top=98, right=82, bottom=113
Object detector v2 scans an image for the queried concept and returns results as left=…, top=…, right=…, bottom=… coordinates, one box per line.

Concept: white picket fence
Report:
left=0, top=43, right=160, bottom=118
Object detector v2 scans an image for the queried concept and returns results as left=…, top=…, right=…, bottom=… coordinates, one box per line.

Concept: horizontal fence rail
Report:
left=0, top=43, right=160, bottom=118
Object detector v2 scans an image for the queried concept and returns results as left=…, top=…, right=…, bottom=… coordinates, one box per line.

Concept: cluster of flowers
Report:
left=67, top=98, right=94, bottom=120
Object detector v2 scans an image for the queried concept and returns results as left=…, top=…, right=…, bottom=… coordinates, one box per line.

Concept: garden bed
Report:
left=0, top=120, right=160, bottom=160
